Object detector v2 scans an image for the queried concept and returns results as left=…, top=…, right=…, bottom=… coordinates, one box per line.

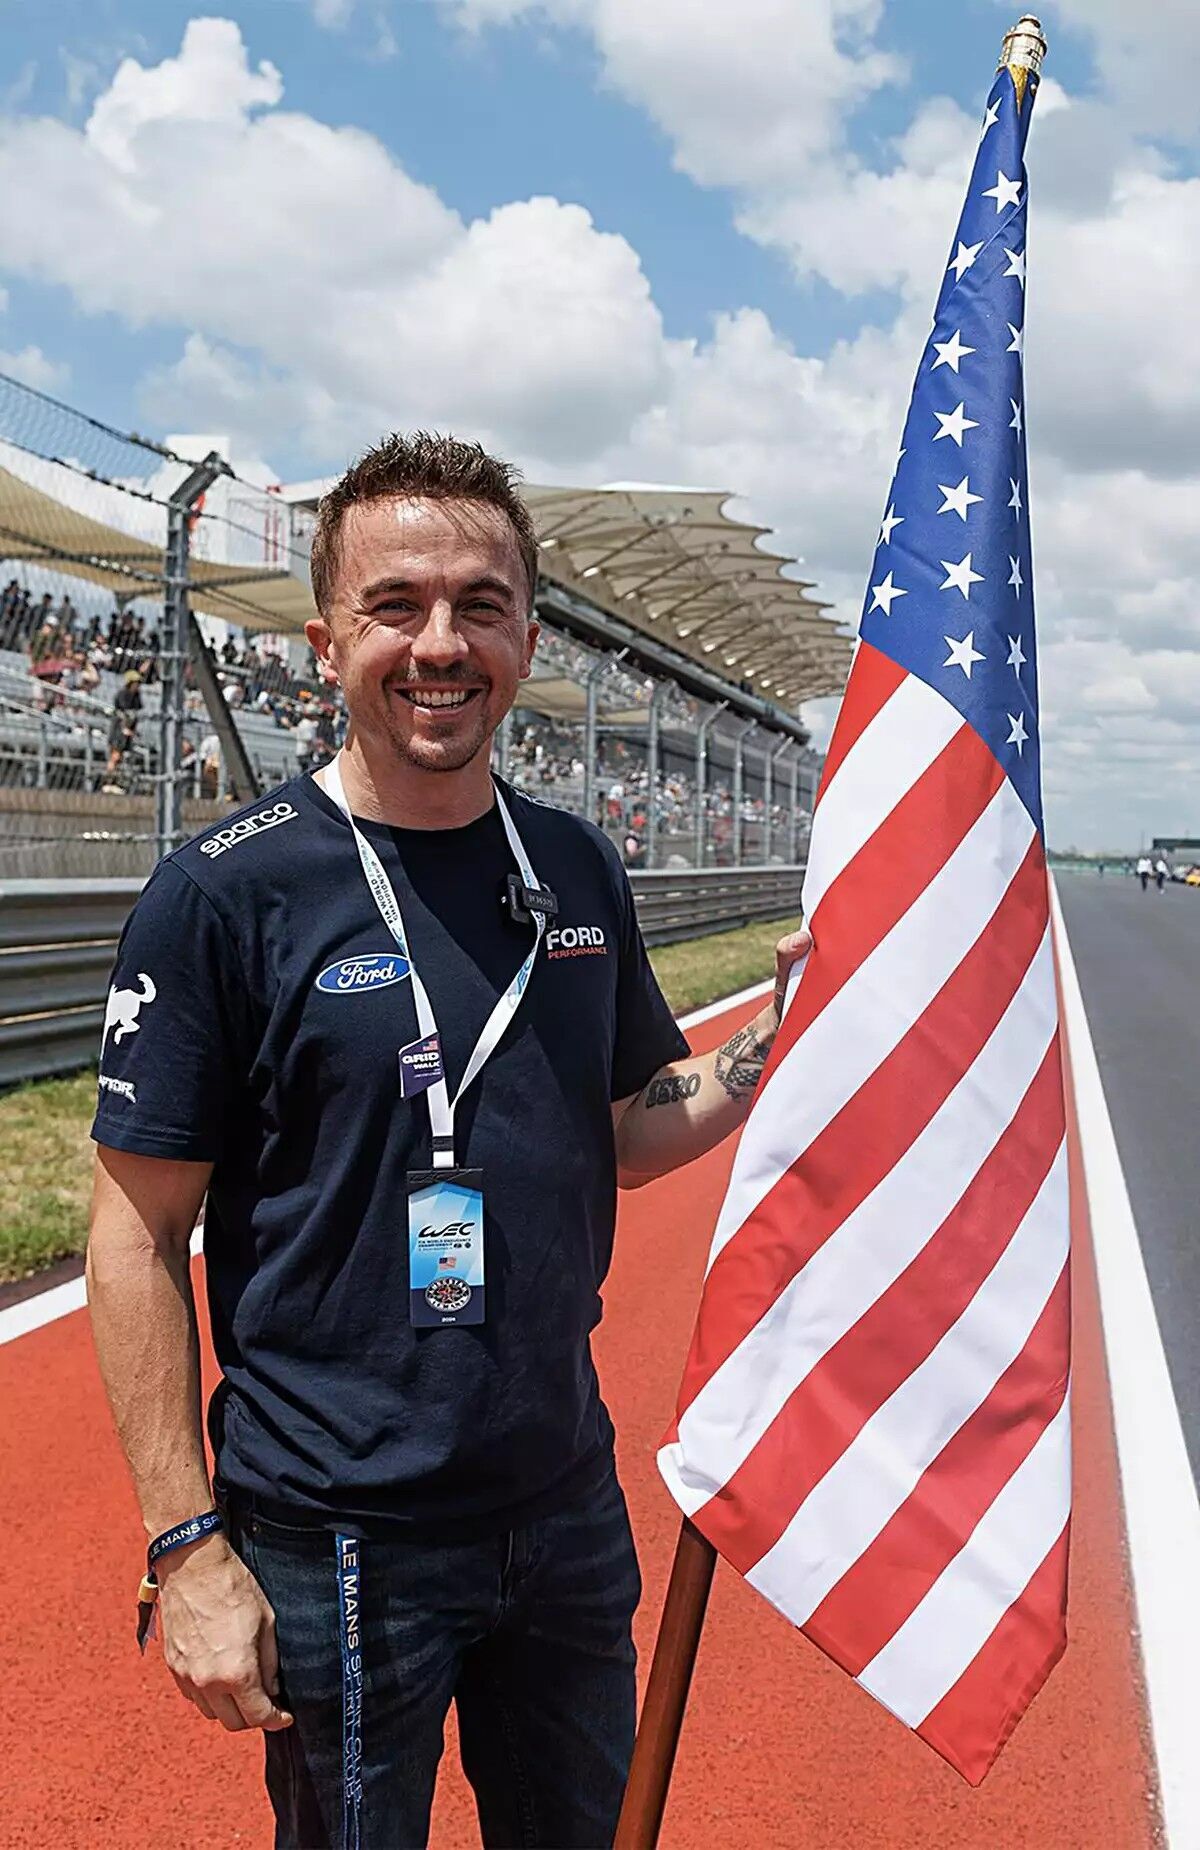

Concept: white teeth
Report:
left=399, top=688, right=473, bottom=708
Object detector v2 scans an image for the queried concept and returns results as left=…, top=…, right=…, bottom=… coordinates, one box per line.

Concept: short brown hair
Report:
left=309, top=431, right=540, bottom=616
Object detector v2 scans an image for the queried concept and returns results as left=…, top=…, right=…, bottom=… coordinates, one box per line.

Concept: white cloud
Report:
left=1041, top=0, right=1200, bottom=142
left=0, top=11, right=1196, bottom=848
left=444, top=0, right=904, bottom=189
left=85, top=19, right=282, bottom=173
left=0, top=342, right=69, bottom=393
left=0, top=19, right=665, bottom=469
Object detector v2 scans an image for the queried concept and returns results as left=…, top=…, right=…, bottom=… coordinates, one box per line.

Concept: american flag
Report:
left=659, top=45, right=1069, bottom=1786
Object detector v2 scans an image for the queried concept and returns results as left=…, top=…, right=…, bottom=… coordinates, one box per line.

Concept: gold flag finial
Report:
left=998, top=14, right=1048, bottom=108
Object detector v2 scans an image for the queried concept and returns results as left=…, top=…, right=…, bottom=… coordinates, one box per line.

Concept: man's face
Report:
left=307, top=497, right=538, bottom=776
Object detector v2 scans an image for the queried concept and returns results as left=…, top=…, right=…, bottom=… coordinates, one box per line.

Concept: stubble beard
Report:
left=380, top=686, right=496, bottom=776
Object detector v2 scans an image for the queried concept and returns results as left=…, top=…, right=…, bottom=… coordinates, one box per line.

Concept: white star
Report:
left=1008, top=476, right=1023, bottom=519
left=1007, top=634, right=1027, bottom=676
left=980, top=100, right=1001, bottom=140
left=940, top=552, right=985, bottom=600
left=933, top=402, right=979, bottom=447
left=1003, top=246, right=1026, bottom=288
left=1008, top=555, right=1024, bottom=597
left=937, top=475, right=983, bottom=521
left=1006, top=712, right=1029, bottom=756
left=878, top=503, right=904, bottom=545
left=932, top=328, right=976, bottom=374
left=944, top=630, right=986, bottom=679
left=948, top=239, right=983, bottom=281
left=869, top=570, right=907, bottom=616
left=1007, top=322, right=1024, bottom=358
left=1010, top=397, right=1024, bottom=437
left=982, top=169, right=1023, bottom=213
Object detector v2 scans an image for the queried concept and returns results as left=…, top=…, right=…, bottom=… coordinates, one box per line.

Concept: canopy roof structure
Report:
left=0, top=459, right=315, bottom=633
left=1, top=445, right=852, bottom=716
left=523, top=483, right=851, bottom=707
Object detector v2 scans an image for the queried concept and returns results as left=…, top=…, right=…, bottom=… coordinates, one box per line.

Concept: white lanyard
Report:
left=323, top=753, right=546, bottom=1169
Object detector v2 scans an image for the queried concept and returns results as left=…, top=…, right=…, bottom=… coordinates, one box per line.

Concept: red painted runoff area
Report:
left=0, top=997, right=1158, bottom=1847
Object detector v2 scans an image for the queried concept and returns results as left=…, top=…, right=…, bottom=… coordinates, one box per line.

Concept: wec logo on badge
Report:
left=316, top=953, right=411, bottom=994
left=199, top=801, right=298, bottom=859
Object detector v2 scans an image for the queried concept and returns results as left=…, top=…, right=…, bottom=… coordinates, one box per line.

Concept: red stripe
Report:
left=913, top=1521, right=1070, bottom=1786
left=784, top=719, right=1005, bottom=1065
left=675, top=833, right=1049, bottom=1424
left=806, top=1254, right=1070, bottom=1673
left=692, top=1035, right=1066, bottom=1574
left=815, top=643, right=907, bottom=800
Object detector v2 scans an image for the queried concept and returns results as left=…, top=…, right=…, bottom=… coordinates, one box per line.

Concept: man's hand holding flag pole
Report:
left=617, top=14, right=1065, bottom=1843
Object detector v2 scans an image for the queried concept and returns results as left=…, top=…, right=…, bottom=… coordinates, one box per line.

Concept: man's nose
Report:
left=409, top=600, right=469, bottom=672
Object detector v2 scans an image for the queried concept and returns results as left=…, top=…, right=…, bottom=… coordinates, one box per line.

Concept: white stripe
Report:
left=802, top=674, right=963, bottom=923
left=706, top=777, right=1036, bottom=1270
left=856, top=1389, right=1072, bottom=1727
left=0, top=1270, right=88, bottom=1345
left=676, top=981, right=772, bottom=1033
left=0, top=1223, right=204, bottom=1348
left=659, top=927, right=1058, bottom=1515
left=745, top=1141, right=1068, bottom=1625
left=1053, top=883, right=1200, bottom=1849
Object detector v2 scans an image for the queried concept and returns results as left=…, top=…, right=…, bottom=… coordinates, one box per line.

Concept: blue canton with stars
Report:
left=859, top=64, right=1044, bottom=835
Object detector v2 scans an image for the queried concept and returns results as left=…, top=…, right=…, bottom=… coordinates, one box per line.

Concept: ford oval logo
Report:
left=316, top=953, right=411, bottom=995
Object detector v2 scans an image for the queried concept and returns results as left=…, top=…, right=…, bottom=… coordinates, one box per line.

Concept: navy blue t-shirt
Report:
left=91, top=773, right=688, bottom=1535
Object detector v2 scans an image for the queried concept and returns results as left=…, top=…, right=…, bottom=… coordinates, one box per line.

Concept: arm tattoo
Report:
left=646, top=1072, right=702, bottom=1108
left=714, top=1020, right=775, bottom=1102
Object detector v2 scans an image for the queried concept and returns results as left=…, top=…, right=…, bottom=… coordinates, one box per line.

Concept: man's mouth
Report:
left=391, top=686, right=483, bottom=710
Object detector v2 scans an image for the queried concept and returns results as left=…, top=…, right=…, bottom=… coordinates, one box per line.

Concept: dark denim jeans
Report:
left=227, top=1465, right=641, bottom=1850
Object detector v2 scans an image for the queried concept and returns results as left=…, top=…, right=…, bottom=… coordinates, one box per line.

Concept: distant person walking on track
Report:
left=86, top=431, right=810, bottom=1850
left=1137, top=853, right=1152, bottom=891
left=1155, top=856, right=1169, bottom=891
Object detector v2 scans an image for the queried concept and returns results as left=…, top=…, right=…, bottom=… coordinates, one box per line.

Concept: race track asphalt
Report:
left=0, top=991, right=1159, bottom=1848
left=1056, top=872, right=1200, bottom=1486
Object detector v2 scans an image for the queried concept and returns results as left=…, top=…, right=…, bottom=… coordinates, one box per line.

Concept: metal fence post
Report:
left=694, top=700, right=728, bottom=870
left=36, top=717, right=48, bottom=790
left=732, top=721, right=758, bottom=868
left=788, top=745, right=801, bottom=863
left=158, top=453, right=230, bottom=861
left=645, top=681, right=668, bottom=870
left=765, top=735, right=790, bottom=865
left=582, top=646, right=626, bottom=828
left=494, top=709, right=513, bottom=781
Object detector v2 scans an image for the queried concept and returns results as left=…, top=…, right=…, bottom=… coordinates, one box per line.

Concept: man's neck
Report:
left=321, top=737, right=497, bottom=831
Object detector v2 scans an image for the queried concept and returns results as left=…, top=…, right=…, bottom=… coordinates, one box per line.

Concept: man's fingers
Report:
left=205, top=1690, right=252, bottom=1733
left=190, top=1690, right=217, bottom=1722
left=233, top=1678, right=294, bottom=1733
left=259, top=1612, right=282, bottom=1699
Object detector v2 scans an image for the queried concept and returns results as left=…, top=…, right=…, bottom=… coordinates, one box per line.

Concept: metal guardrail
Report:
left=0, top=866, right=803, bottom=1087
left=632, top=865, right=803, bottom=946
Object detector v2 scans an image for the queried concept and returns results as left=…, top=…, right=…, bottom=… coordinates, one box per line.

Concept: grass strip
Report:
left=0, top=1071, right=97, bottom=1283
left=649, top=914, right=791, bottom=1016
left=0, top=915, right=792, bottom=1283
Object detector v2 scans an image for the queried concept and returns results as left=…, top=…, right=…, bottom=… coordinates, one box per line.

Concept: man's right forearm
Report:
left=87, top=1153, right=213, bottom=1538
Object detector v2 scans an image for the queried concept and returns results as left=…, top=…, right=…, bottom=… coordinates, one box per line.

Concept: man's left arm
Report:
left=613, top=926, right=810, bottom=1188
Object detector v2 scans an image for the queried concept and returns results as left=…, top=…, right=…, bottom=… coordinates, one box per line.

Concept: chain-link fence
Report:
left=0, top=370, right=820, bottom=881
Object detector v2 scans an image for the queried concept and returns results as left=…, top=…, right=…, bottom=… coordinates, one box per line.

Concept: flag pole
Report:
left=614, top=1518, right=717, bottom=1850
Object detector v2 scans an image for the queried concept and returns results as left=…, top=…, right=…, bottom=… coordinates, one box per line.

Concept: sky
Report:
left=0, top=0, right=1197, bottom=851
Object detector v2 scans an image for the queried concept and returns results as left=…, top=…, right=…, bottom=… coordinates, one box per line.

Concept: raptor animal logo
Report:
left=101, top=973, right=157, bottom=1057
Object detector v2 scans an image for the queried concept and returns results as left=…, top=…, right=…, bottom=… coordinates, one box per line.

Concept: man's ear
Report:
left=519, top=618, right=541, bottom=680
left=305, top=614, right=339, bottom=684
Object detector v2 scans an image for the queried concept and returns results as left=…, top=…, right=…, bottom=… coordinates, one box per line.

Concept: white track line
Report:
left=0, top=1225, right=205, bottom=1348
left=1053, top=880, right=1200, bottom=1849
left=677, top=979, right=771, bottom=1032
left=0, top=985, right=767, bottom=1349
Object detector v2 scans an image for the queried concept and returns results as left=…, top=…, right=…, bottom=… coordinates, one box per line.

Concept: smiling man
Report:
left=87, top=432, right=808, bottom=1850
